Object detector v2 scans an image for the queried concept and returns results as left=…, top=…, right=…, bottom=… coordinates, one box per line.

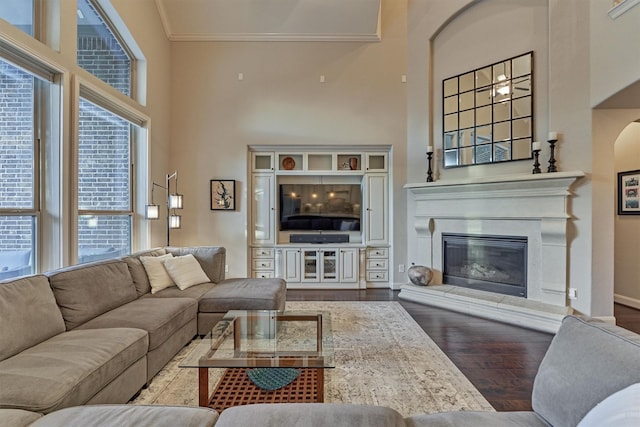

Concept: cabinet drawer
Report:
left=366, top=247, right=388, bottom=258
left=252, top=259, right=274, bottom=270
left=252, top=271, right=274, bottom=279
left=367, top=271, right=389, bottom=282
left=252, top=247, right=275, bottom=258
left=367, top=259, right=388, bottom=270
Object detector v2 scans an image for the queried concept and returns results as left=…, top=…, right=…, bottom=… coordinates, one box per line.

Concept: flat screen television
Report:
left=279, top=184, right=361, bottom=231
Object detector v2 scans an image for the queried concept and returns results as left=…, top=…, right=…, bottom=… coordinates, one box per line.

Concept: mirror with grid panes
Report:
left=442, top=52, right=533, bottom=168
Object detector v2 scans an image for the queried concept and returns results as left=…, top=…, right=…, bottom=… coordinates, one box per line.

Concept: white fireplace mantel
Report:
left=401, top=171, right=585, bottom=332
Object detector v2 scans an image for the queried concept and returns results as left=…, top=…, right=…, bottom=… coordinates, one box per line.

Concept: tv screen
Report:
left=279, top=184, right=361, bottom=231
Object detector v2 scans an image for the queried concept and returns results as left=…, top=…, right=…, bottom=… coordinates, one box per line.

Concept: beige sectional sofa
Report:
left=0, top=246, right=285, bottom=425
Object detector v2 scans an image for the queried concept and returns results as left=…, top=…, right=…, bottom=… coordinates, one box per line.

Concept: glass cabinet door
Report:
left=321, top=250, right=338, bottom=281
left=303, top=249, right=319, bottom=281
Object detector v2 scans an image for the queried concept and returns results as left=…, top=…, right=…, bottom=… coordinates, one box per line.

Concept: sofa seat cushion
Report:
left=0, top=328, right=148, bottom=413
left=74, top=298, right=197, bottom=351
left=198, top=278, right=286, bottom=313
left=404, top=411, right=548, bottom=427
left=0, top=409, right=42, bottom=427
left=532, top=315, right=640, bottom=427
left=47, top=260, right=137, bottom=330
left=31, top=405, right=218, bottom=427
left=216, top=403, right=405, bottom=427
left=31, top=404, right=218, bottom=427
left=0, top=275, right=66, bottom=361
left=147, top=282, right=217, bottom=300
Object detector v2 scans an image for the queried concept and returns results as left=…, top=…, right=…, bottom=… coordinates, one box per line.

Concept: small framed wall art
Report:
left=210, top=179, right=236, bottom=210
left=618, top=169, right=640, bottom=215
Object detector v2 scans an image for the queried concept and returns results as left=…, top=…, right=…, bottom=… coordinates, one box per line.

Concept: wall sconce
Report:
left=145, top=171, right=184, bottom=245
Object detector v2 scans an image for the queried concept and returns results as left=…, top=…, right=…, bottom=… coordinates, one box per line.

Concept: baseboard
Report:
left=614, top=293, right=640, bottom=310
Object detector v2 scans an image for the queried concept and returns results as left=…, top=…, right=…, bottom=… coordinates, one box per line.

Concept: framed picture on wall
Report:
left=618, top=169, right=640, bottom=215
left=210, top=179, right=236, bottom=210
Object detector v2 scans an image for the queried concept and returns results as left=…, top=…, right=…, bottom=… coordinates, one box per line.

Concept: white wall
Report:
left=167, top=0, right=408, bottom=279
left=614, top=121, right=640, bottom=307
left=590, top=0, right=640, bottom=107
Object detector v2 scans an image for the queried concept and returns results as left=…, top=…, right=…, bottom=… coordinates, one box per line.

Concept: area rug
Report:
left=132, top=301, right=494, bottom=417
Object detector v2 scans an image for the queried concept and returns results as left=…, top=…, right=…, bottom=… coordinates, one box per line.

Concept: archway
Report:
left=614, top=121, right=640, bottom=309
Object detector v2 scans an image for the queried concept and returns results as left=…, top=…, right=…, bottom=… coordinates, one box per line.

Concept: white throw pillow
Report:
left=577, top=383, right=640, bottom=427
left=140, top=253, right=175, bottom=294
left=162, top=254, right=211, bottom=290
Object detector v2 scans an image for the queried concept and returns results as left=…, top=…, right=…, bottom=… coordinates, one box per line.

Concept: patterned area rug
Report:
left=132, top=301, right=494, bottom=417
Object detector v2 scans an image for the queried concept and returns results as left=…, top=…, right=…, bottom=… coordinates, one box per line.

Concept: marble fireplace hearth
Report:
left=401, top=171, right=584, bottom=333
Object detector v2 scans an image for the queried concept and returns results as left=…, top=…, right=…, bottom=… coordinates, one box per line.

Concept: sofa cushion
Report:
left=31, top=405, right=218, bottom=427
left=141, top=254, right=176, bottom=294
left=576, top=383, right=640, bottom=427
left=166, top=246, right=226, bottom=284
left=0, top=328, right=148, bottom=413
left=0, top=275, right=66, bottom=361
left=163, top=254, right=210, bottom=290
left=122, top=248, right=167, bottom=296
left=198, top=278, right=286, bottom=313
left=47, top=260, right=137, bottom=330
left=216, top=403, right=406, bottom=427
left=404, top=411, right=548, bottom=427
left=532, top=315, right=640, bottom=427
left=74, top=297, right=197, bottom=351
left=147, top=282, right=217, bottom=300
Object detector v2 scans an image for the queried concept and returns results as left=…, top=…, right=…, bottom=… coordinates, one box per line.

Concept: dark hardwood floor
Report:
left=287, top=289, right=640, bottom=412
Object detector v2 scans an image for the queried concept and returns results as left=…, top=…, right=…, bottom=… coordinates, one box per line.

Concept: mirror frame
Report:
left=442, top=52, right=534, bottom=168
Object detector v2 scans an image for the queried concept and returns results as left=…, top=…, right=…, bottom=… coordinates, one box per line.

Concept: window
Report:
left=77, top=0, right=133, bottom=97
left=0, top=1, right=35, bottom=37
left=77, top=98, right=135, bottom=264
left=0, top=58, right=46, bottom=279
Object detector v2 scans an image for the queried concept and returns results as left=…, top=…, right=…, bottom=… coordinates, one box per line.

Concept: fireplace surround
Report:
left=401, top=171, right=584, bottom=332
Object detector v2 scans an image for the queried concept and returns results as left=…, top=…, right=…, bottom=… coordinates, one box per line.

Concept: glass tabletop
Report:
left=180, top=310, right=334, bottom=369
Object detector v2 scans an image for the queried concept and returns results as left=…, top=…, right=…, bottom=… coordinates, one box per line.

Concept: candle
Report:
left=532, top=141, right=541, bottom=151
left=427, top=145, right=433, bottom=153
left=548, top=131, right=558, bottom=141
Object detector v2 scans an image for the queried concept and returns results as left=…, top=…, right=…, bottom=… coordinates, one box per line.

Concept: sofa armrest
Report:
left=165, top=246, right=226, bottom=283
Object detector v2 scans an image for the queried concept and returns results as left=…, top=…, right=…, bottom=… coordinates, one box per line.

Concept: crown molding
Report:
left=609, top=0, right=640, bottom=19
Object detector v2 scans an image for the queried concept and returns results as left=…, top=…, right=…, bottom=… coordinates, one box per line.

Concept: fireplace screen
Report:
left=442, top=233, right=527, bottom=297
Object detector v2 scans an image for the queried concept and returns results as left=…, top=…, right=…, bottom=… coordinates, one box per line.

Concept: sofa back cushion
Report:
left=165, top=246, right=226, bottom=284
left=122, top=248, right=167, bottom=296
left=532, top=315, right=640, bottom=427
left=47, top=260, right=137, bottom=330
left=0, top=275, right=65, bottom=361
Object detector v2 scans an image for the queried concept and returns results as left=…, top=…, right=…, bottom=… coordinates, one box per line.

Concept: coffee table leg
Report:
left=317, top=368, right=324, bottom=403
left=198, top=367, right=209, bottom=407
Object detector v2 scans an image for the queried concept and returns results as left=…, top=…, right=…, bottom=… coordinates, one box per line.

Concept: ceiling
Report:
left=154, top=0, right=381, bottom=42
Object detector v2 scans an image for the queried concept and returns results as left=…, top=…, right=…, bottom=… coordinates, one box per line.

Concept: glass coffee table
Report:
left=180, top=310, right=334, bottom=410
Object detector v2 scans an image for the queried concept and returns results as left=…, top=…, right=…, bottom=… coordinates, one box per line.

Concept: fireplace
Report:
left=442, top=233, right=527, bottom=297
left=402, top=171, right=584, bottom=332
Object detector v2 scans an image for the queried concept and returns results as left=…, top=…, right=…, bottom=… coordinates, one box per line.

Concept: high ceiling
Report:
left=154, top=0, right=381, bottom=42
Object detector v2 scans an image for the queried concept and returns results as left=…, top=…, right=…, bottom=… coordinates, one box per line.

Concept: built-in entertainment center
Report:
left=248, top=146, right=391, bottom=289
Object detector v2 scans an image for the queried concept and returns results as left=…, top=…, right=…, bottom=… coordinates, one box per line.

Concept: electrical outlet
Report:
left=225, top=264, right=229, bottom=273
left=398, top=264, right=405, bottom=273
left=568, top=288, right=577, bottom=300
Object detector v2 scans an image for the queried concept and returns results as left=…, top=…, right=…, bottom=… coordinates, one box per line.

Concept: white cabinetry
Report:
left=250, top=148, right=390, bottom=289
left=251, top=172, right=275, bottom=245
left=364, top=173, right=388, bottom=245
left=277, top=246, right=359, bottom=289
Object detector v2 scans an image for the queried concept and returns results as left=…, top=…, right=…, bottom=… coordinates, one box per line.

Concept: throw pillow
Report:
left=140, top=253, right=175, bottom=294
left=577, top=383, right=640, bottom=427
left=162, top=254, right=211, bottom=290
